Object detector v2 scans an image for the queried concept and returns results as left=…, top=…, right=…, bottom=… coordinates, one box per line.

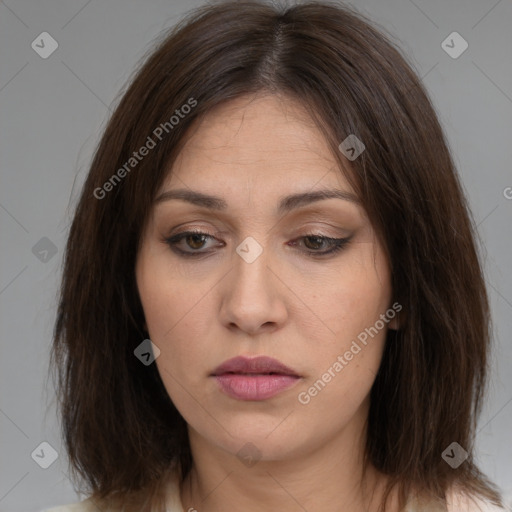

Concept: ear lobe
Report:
left=388, top=315, right=400, bottom=330
left=387, top=308, right=405, bottom=330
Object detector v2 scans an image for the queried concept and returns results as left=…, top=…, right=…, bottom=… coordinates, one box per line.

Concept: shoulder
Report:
left=446, top=487, right=511, bottom=512
left=406, top=486, right=510, bottom=512
left=42, top=472, right=184, bottom=512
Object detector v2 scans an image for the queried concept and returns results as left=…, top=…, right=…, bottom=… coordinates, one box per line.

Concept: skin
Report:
left=136, top=93, right=401, bottom=512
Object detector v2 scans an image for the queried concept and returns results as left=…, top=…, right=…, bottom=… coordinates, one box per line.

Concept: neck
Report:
left=179, top=403, right=397, bottom=512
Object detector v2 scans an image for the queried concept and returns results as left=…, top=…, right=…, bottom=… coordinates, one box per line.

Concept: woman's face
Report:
left=136, top=94, right=397, bottom=462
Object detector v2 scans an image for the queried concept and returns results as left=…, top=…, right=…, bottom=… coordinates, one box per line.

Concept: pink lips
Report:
left=211, top=356, right=301, bottom=401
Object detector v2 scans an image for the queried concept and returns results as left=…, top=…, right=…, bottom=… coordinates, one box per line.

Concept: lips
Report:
left=211, top=356, right=301, bottom=401
left=211, top=356, right=299, bottom=377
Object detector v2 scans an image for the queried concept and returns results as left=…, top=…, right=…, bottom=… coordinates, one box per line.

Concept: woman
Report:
left=48, top=1, right=508, bottom=511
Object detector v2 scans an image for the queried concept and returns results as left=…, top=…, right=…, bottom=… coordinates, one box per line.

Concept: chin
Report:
left=194, top=416, right=312, bottom=462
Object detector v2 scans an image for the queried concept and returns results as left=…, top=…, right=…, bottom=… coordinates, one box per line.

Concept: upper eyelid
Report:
left=167, top=217, right=352, bottom=235
left=167, top=228, right=345, bottom=240
left=154, top=205, right=361, bottom=233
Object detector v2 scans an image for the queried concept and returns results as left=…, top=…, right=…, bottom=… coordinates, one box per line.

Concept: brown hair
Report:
left=51, top=1, right=504, bottom=511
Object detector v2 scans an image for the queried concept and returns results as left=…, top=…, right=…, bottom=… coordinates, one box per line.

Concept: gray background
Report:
left=0, top=0, right=511, bottom=510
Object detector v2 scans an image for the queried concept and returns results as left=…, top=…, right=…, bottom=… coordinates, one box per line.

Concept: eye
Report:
left=164, top=230, right=222, bottom=256
left=289, top=233, right=352, bottom=257
left=164, top=230, right=352, bottom=258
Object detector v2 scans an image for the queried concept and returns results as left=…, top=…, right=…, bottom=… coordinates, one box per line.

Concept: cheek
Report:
left=296, top=246, right=392, bottom=393
left=137, top=248, right=206, bottom=340
left=295, top=292, right=388, bottom=428
left=136, top=260, right=215, bottom=388
left=140, top=282, right=209, bottom=363
left=307, top=248, right=392, bottom=343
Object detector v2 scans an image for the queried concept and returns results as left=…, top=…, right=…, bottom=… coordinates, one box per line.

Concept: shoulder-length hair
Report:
left=51, top=1, right=503, bottom=511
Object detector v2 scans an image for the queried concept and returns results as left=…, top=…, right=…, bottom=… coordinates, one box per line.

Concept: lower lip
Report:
left=214, top=374, right=300, bottom=400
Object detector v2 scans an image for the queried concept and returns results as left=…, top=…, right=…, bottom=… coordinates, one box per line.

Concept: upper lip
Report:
left=211, top=356, right=300, bottom=377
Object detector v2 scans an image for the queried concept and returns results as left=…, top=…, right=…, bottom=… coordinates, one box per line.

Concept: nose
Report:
left=219, top=244, right=288, bottom=336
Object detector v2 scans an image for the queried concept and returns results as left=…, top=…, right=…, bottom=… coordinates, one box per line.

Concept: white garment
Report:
left=42, top=475, right=510, bottom=512
left=42, top=472, right=184, bottom=512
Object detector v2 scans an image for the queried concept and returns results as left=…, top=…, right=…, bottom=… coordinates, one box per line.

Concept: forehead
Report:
left=162, top=94, right=355, bottom=195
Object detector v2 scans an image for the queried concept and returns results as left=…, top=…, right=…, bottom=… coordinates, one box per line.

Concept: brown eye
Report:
left=290, top=234, right=353, bottom=257
left=303, top=235, right=327, bottom=251
left=165, top=231, right=222, bottom=256
left=184, top=233, right=208, bottom=250
left=165, top=231, right=351, bottom=259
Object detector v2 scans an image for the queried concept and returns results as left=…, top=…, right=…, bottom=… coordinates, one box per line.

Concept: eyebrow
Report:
left=154, top=188, right=360, bottom=214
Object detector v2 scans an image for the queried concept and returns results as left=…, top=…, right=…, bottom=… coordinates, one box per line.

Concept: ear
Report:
left=387, top=302, right=405, bottom=331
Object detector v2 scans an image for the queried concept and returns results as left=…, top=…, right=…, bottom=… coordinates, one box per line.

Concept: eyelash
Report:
left=164, top=230, right=352, bottom=258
